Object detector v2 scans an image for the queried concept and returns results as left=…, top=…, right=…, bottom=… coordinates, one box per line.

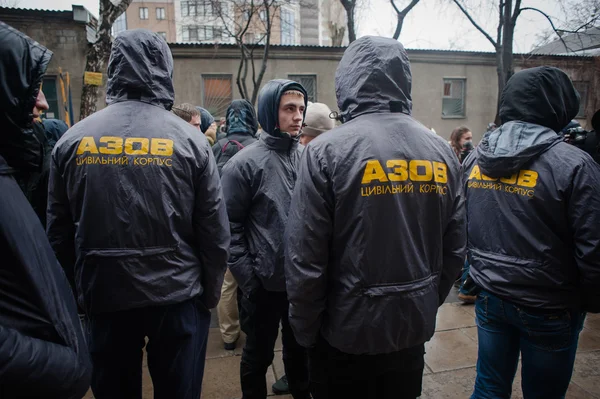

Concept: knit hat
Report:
left=302, top=102, right=335, bottom=137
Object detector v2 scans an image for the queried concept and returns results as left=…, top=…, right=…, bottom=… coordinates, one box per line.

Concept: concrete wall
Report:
left=0, top=8, right=90, bottom=122
left=171, top=45, right=596, bottom=142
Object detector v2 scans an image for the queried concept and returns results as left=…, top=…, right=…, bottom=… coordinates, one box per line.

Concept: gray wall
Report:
left=171, top=45, right=596, bottom=142
left=0, top=9, right=91, bottom=122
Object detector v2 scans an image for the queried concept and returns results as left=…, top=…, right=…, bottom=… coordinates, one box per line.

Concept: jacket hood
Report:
left=499, top=66, right=579, bottom=133
left=226, top=99, right=258, bottom=137
left=335, top=36, right=412, bottom=122
left=43, top=118, right=69, bottom=147
left=196, top=107, right=215, bottom=133
left=257, top=79, right=308, bottom=136
left=106, top=29, right=174, bottom=110
left=477, top=121, right=562, bottom=177
left=0, top=22, right=52, bottom=171
left=0, top=22, right=52, bottom=131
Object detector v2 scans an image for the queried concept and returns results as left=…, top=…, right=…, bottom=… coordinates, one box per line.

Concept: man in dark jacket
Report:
left=213, top=99, right=258, bottom=351
left=285, top=36, right=466, bottom=399
left=221, top=79, right=310, bottom=399
left=47, top=29, right=230, bottom=399
left=463, top=66, right=600, bottom=398
left=0, top=21, right=92, bottom=399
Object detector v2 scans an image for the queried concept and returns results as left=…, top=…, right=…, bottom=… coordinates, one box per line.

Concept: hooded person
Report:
left=197, top=106, right=220, bottom=144
left=0, top=21, right=92, bottom=399
left=298, top=102, right=335, bottom=146
left=220, top=79, right=311, bottom=399
left=284, top=36, right=466, bottom=399
left=46, top=29, right=230, bottom=399
left=212, top=99, right=259, bottom=175
left=463, top=66, right=600, bottom=398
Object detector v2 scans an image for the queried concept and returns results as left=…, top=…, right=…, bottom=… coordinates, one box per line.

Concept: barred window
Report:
left=442, top=78, right=466, bottom=118
left=288, top=74, right=316, bottom=102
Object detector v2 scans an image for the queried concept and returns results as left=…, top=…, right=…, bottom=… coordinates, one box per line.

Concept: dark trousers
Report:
left=239, top=285, right=310, bottom=399
left=308, top=335, right=425, bottom=399
left=86, top=297, right=211, bottom=399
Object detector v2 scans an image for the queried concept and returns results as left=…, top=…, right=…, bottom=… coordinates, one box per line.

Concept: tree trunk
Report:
left=494, top=47, right=504, bottom=125
left=346, top=4, right=356, bottom=43
left=80, top=43, right=107, bottom=120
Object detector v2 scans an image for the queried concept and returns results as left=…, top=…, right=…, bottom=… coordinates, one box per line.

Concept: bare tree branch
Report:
left=453, top=0, right=497, bottom=47
left=391, top=0, right=420, bottom=40
left=521, top=7, right=573, bottom=53
left=339, top=0, right=357, bottom=42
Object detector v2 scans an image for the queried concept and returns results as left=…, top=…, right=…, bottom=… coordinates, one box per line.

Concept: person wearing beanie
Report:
left=299, top=102, right=335, bottom=146
left=196, top=106, right=218, bottom=145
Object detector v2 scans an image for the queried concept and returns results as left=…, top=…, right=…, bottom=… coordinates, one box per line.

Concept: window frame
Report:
left=139, top=7, right=149, bottom=20
left=441, top=77, right=466, bottom=119
left=201, top=74, right=233, bottom=118
left=573, top=81, right=589, bottom=118
left=288, top=74, right=317, bottom=102
left=156, top=7, right=166, bottom=20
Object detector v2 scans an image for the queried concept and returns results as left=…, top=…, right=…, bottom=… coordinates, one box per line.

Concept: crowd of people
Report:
left=1, top=20, right=600, bottom=399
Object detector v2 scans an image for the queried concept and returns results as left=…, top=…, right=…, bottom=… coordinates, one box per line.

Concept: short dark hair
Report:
left=172, top=103, right=200, bottom=123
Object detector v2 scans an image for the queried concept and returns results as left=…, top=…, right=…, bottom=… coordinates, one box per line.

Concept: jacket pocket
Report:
left=362, top=274, right=434, bottom=298
left=83, top=244, right=179, bottom=258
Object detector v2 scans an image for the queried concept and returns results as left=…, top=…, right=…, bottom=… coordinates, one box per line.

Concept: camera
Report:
left=562, top=113, right=600, bottom=164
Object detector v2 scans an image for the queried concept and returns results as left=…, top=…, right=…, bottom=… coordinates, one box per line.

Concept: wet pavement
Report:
left=84, top=287, right=600, bottom=398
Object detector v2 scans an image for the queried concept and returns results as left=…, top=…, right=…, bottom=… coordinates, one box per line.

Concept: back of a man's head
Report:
left=106, top=29, right=174, bottom=110
left=499, top=66, right=580, bottom=132
left=172, top=103, right=200, bottom=123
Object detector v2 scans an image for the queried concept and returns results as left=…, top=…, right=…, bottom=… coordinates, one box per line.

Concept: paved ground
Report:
left=84, top=287, right=600, bottom=398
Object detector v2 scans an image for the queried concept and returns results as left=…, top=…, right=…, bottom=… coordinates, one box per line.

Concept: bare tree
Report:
left=391, top=0, right=420, bottom=40
left=209, top=0, right=306, bottom=105
left=80, top=0, right=133, bottom=119
left=0, top=0, right=20, bottom=7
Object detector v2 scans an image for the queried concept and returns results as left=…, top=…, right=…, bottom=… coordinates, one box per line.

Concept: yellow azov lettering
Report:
left=151, top=138, right=174, bottom=156
left=500, top=174, right=518, bottom=185
left=125, top=138, right=150, bottom=155
left=517, top=170, right=538, bottom=188
left=362, top=160, right=389, bottom=184
left=77, top=137, right=99, bottom=154
left=99, top=136, right=123, bottom=155
left=409, top=160, right=433, bottom=182
left=468, top=165, right=481, bottom=180
left=432, top=162, right=447, bottom=183
left=386, top=160, right=408, bottom=181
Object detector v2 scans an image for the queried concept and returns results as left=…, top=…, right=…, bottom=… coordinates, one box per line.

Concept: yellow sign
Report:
left=84, top=71, right=103, bottom=86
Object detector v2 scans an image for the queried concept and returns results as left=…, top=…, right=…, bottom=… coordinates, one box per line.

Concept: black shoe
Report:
left=223, top=339, right=238, bottom=351
left=272, top=375, right=289, bottom=395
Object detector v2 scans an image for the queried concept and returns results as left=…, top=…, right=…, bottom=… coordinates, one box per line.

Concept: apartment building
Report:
left=113, top=0, right=177, bottom=42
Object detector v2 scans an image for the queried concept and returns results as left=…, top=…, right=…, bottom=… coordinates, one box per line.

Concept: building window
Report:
left=182, top=25, right=199, bottom=41
left=442, top=78, right=466, bottom=118
left=156, top=7, right=166, bottom=20
left=281, top=8, right=295, bottom=45
left=259, top=9, right=266, bottom=21
left=288, top=74, right=316, bottom=102
left=158, top=32, right=167, bottom=40
left=574, top=81, right=589, bottom=118
left=112, top=13, right=127, bottom=36
left=41, top=77, right=60, bottom=120
left=139, top=7, right=149, bottom=20
left=203, top=75, right=233, bottom=117
left=244, top=32, right=256, bottom=44
left=181, top=1, right=197, bottom=17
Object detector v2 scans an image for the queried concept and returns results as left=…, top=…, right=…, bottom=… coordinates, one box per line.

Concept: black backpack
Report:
left=216, top=139, right=245, bottom=175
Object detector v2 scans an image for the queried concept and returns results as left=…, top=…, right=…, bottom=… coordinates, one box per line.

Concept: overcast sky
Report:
left=13, top=0, right=567, bottom=52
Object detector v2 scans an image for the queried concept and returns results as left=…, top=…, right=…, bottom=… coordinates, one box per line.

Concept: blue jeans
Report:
left=471, top=291, right=586, bottom=399
left=86, top=296, right=211, bottom=399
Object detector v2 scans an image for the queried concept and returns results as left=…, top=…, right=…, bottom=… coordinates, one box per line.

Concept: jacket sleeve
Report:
left=46, top=151, right=77, bottom=297
left=569, top=158, right=600, bottom=313
left=438, top=165, right=467, bottom=305
left=0, top=325, right=90, bottom=399
left=220, top=160, right=256, bottom=295
left=284, top=146, right=333, bottom=348
left=193, top=148, right=231, bottom=309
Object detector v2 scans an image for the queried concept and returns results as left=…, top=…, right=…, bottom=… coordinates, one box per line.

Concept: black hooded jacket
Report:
left=0, top=22, right=91, bottom=398
left=212, top=99, right=258, bottom=174
left=284, top=36, right=466, bottom=354
left=463, top=66, right=600, bottom=312
left=47, top=29, right=230, bottom=314
left=221, top=79, right=307, bottom=294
